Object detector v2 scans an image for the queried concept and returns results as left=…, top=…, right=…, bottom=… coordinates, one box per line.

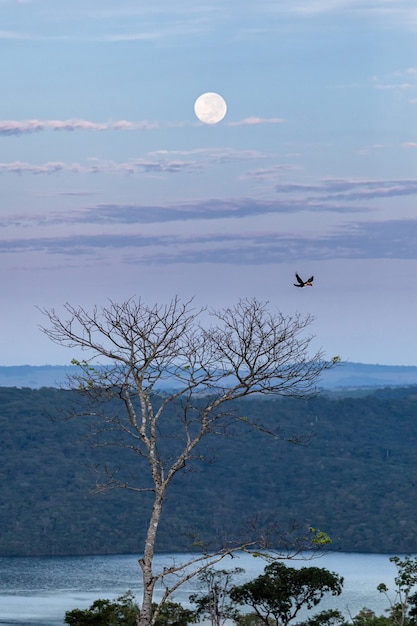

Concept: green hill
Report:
left=1, top=385, right=417, bottom=556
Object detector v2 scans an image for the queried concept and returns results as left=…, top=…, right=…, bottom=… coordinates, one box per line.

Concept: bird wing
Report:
left=307, top=276, right=314, bottom=283
left=295, top=273, right=304, bottom=285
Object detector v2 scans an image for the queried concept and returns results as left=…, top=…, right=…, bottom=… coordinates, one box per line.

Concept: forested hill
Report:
left=2, top=385, right=417, bottom=557
left=2, top=362, right=417, bottom=389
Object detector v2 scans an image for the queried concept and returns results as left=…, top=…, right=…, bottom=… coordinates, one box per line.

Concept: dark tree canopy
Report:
left=230, top=562, right=344, bottom=626
left=64, top=592, right=139, bottom=626
left=64, top=594, right=196, bottom=626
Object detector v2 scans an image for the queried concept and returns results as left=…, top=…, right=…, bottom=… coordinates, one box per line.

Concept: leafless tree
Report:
left=39, top=296, right=334, bottom=626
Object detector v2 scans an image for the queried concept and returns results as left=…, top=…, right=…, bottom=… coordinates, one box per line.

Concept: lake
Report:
left=0, top=552, right=404, bottom=625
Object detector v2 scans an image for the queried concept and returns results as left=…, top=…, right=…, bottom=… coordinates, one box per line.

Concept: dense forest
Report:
left=1, top=385, right=417, bottom=557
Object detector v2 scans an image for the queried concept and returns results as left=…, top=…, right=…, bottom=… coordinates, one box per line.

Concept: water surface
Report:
left=0, top=552, right=402, bottom=625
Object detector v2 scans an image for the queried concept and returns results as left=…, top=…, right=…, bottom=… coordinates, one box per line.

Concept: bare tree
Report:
left=189, top=567, right=245, bottom=626
left=39, top=296, right=334, bottom=626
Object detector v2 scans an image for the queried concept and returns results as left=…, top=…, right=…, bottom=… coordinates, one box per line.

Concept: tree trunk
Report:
left=39, top=297, right=333, bottom=624
left=138, top=490, right=164, bottom=626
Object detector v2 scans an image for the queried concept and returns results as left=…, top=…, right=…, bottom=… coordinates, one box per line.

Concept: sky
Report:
left=1, top=0, right=417, bottom=366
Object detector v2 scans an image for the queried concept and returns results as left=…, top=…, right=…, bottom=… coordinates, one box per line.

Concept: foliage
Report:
left=64, top=591, right=139, bottom=626
left=351, top=608, right=391, bottom=626
left=309, top=528, right=332, bottom=547
left=230, top=562, right=343, bottom=626
left=60, top=557, right=417, bottom=626
left=234, top=614, right=268, bottom=626
left=303, top=608, right=348, bottom=626
left=377, top=556, right=417, bottom=626
left=152, top=602, right=196, bottom=626
left=189, top=567, right=244, bottom=626
left=64, top=594, right=196, bottom=626
left=4, top=386, right=417, bottom=557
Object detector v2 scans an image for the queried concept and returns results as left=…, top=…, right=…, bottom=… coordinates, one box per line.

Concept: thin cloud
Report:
left=53, top=191, right=98, bottom=197
left=0, top=29, right=34, bottom=39
left=371, top=68, right=417, bottom=94
left=0, top=158, right=201, bottom=176
left=0, top=161, right=82, bottom=175
left=358, top=143, right=389, bottom=155
left=286, top=0, right=417, bottom=21
left=240, top=165, right=302, bottom=182
left=0, top=119, right=158, bottom=136
left=149, top=147, right=270, bottom=159
left=374, top=82, right=415, bottom=91
left=88, top=197, right=366, bottom=224
left=228, top=117, right=286, bottom=127
left=1, top=196, right=368, bottom=232
left=275, top=178, right=417, bottom=202
left=0, top=149, right=272, bottom=176
left=93, top=32, right=159, bottom=43
left=0, top=3, right=218, bottom=43
left=2, top=1, right=417, bottom=46
left=0, top=117, right=283, bottom=137
left=134, top=223, right=417, bottom=265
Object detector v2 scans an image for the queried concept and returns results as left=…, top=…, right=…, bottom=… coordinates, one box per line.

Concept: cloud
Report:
left=0, top=120, right=44, bottom=136
left=0, top=161, right=81, bottom=175
left=0, top=158, right=201, bottom=176
left=374, top=82, right=415, bottom=91
left=358, top=143, right=389, bottom=155
left=275, top=178, right=417, bottom=202
left=82, top=199, right=307, bottom=225
left=148, top=147, right=270, bottom=161
left=112, top=120, right=158, bottom=130
left=0, top=218, right=416, bottom=264
left=0, top=2, right=220, bottom=43
left=285, top=0, right=417, bottom=20
left=228, top=117, right=286, bottom=126
left=53, top=191, right=99, bottom=197
left=90, top=197, right=367, bottom=224
left=1, top=195, right=369, bottom=233
left=0, top=117, right=289, bottom=137
left=371, top=67, right=417, bottom=94
left=239, top=165, right=302, bottom=182
left=2, top=0, right=417, bottom=47
left=0, top=119, right=158, bottom=136
left=0, top=148, right=273, bottom=176
left=135, top=219, right=417, bottom=264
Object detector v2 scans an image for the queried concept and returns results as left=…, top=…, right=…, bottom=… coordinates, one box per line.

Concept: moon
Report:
left=194, top=92, right=227, bottom=124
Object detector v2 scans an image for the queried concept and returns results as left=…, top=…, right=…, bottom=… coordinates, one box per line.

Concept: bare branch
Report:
left=39, top=296, right=336, bottom=626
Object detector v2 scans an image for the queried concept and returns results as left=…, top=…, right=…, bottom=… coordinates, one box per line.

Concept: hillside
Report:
left=2, top=385, right=417, bottom=557
left=1, top=362, right=417, bottom=390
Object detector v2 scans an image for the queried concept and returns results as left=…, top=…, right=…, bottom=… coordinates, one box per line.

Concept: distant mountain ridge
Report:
left=1, top=362, right=417, bottom=390
left=318, top=361, right=417, bottom=389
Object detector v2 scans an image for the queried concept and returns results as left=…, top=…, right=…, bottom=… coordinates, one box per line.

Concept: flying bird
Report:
left=294, top=273, right=314, bottom=288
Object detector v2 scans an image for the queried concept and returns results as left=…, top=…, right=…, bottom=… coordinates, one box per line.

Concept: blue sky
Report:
left=1, top=0, right=417, bottom=366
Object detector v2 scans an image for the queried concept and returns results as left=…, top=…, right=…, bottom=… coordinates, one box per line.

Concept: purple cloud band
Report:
left=0, top=219, right=415, bottom=264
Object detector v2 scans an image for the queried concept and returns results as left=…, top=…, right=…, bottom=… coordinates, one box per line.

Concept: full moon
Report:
left=194, top=92, right=227, bottom=124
